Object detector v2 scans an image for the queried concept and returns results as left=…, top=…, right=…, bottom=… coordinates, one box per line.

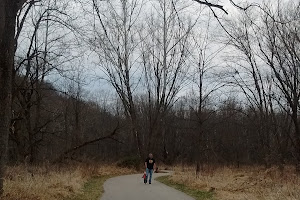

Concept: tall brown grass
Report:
left=2, top=162, right=136, bottom=200
left=170, top=165, right=300, bottom=200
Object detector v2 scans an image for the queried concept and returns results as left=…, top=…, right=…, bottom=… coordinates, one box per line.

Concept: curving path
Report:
left=100, top=172, right=195, bottom=200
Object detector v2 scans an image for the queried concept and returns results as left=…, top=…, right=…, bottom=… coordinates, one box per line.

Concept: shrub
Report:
left=117, top=156, right=141, bottom=170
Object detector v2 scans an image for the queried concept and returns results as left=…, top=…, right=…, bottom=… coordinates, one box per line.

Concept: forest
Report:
left=0, top=0, right=299, bottom=199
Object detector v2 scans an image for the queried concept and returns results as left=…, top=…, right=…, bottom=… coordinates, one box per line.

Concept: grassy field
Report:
left=3, top=162, right=300, bottom=200
left=65, top=175, right=111, bottom=200
left=2, top=163, right=136, bottom=200
left=167, top=165, right=300, bottom=200
left=156, top=175, right=214, bottom=200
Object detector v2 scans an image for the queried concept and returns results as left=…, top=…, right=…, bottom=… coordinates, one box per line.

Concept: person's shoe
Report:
left=149, top=182, right=151, bottom=184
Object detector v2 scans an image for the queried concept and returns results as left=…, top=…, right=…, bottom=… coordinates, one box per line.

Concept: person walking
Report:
left=144, top=153, right=156, bottom=184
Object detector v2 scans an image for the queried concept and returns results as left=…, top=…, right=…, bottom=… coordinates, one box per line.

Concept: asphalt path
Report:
left=100, top=172, right=195, bottom=200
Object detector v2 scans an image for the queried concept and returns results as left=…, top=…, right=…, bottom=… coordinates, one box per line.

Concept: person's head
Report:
left=149, top=153, right=153, bottom=158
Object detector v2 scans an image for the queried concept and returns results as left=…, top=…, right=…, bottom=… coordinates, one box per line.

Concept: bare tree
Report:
left=88, top=0, right=144, bottom=157
left=0, top=0, right=31, bottom=195
left=225, top=0, right=300, bottom=170
left=139, top=0, right=197, bottom=156
left=224, top=12, right=276, bottom=167
left=10, top=0, right=77, bottom=163
left=187, top=16, right=227, bottom=175
left=256, top=1, right=300, bottom=171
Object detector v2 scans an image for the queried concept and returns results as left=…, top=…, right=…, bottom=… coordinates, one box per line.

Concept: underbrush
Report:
left=3, top=162, right=136, bottom=200
left=170, top=165, right=300, bottom=200
left=116, top=156, right=141, bottom=170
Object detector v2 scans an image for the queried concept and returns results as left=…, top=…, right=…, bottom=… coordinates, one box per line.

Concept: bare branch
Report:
left=229, top=0, right=255, bottom=11
left=54, top=124, right=121, bottom=163
left=193, top=0, right=228, bottom=14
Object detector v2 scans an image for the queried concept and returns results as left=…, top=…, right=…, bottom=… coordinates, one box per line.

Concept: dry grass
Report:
left=170, top=165, right=300, bottom=200
left=2, top=162, right=136, bottom=200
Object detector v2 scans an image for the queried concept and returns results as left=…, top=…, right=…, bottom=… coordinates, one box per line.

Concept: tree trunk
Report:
left=0, top=0, right=21, bottom=195
left=131, top=117, right=143, bottom=158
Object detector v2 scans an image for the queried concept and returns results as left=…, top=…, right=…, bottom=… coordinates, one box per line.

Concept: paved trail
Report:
left=100, top=172, right=195, bottom=200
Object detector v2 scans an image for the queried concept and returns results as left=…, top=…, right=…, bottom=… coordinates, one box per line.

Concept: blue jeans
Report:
left=146, top=168, right=153, bottom=183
